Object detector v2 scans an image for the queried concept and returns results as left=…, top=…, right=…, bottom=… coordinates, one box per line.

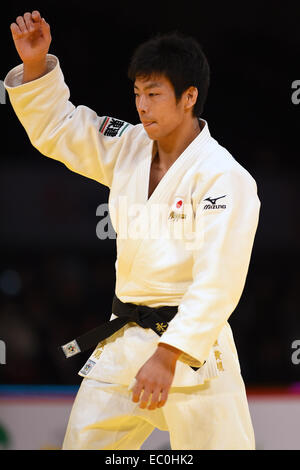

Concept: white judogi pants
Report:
left=62, top=372, right=255, bottom=450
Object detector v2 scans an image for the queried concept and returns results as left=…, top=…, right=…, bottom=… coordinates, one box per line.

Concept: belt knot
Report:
left=131, top=304, right=154, bottom=328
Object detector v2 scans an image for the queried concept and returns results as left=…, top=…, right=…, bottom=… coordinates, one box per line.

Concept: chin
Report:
left=143, top=127, right=159, bottom=140
left=144, top=123, right=167, bottom=141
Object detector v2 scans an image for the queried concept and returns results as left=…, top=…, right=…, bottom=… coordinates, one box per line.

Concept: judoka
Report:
left=5, top=10, right=260, bottom=450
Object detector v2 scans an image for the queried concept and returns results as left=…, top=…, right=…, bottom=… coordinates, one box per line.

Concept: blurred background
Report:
left=0, top=0, right=299, bottom=450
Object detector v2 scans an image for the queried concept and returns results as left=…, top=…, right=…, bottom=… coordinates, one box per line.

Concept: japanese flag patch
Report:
left=99, top=116, right=131, bottom=137
left=168, top=196, right=186, bottom=221
left=172, top=196, right=185, bottom=213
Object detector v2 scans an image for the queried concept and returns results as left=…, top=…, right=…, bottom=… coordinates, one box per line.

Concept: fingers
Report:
left=16, top=15, right=27, bottom=34
left=32, top=11, right=42, bottom=23
left=132, top=380, right=144, bottom=404
left=132, top=379, right=152, bottom=409
left=147, top=389, right=163, bottom=410
left=23, top=12, right=35, bottom=33
left=139, top=387, right=167, bottom=410
left=40, top=18, right=51, bottom=39
left=10, top=23, right=21, bottom=40
left=157, top=389, right=168, bottom=408
left=139, top=388, right=152, bottom=409
left=132, top=385, right=155, bottom=409
left=132, top=380, right=168, bottom=410
left=10, top=11, right=42, bottom=38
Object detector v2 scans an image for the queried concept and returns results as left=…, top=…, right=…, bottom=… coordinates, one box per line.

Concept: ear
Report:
left=184, top=86, right=198, bottom=111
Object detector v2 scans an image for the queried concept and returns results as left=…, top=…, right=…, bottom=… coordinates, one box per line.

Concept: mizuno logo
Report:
left=203, top=195, right=227, bottom=210
left=204, top=195, right=226, bottom=205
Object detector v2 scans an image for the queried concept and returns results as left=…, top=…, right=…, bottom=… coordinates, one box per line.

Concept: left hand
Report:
left=131, top=343, right=182, bottom=410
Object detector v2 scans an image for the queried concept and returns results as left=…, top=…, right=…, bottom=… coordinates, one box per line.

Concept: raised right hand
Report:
left=10, top=11, right=51, bottom=64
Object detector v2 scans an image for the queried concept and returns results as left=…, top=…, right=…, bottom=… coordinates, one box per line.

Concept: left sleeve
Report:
left=158, top=169, right=260, bottom=366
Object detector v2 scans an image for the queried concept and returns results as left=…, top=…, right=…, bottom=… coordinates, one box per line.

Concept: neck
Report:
left=155, top=117, right=201, bottom=170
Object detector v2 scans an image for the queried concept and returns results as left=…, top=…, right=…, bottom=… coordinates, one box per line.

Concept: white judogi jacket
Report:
left=5, top=55, right=260, bottom=388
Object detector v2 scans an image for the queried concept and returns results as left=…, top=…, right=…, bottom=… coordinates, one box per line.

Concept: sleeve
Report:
left=158, top=168, right=261, bottom=366
left=4, top=54, right=133, bottom=188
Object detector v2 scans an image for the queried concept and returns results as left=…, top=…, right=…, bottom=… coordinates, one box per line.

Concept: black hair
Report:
left=128, top=32, right=210, bottom=117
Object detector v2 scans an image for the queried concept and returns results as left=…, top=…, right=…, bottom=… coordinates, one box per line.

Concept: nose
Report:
left=136, top=94, right=148, bottom=115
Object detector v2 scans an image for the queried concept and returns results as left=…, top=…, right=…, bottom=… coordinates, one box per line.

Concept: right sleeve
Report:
left=4, top=54, right=134, bottom=187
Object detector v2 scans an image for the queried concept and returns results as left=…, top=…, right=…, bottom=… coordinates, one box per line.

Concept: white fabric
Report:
left=4, top=55, right=260, bottom=391
left=62, top=373, right=255, bottom=450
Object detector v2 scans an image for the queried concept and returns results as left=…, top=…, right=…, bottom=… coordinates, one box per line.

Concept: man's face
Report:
left=134, top=74, right=185, bottom=141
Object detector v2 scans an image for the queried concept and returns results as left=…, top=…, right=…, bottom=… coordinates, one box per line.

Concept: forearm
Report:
left=22, top=56, right=47, bottom=83
left=5, top=55, right=73, bottom=154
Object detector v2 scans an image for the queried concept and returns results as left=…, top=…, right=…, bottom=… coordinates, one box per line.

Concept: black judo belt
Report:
left=59, top=295, right=199, bottom=371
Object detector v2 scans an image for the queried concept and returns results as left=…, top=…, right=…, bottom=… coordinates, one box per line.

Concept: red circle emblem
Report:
left=176, top=200, right=183, bottom=208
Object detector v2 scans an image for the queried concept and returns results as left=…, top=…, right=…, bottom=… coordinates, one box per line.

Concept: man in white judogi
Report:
left=5, top=10, right=260, bottom=450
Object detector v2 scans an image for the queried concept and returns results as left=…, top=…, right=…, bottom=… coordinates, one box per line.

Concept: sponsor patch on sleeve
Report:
left=99, top=116, right=131, bottom=137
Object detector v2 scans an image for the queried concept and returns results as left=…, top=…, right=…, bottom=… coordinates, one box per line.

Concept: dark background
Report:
left=0, top=0, right=299, bottom=386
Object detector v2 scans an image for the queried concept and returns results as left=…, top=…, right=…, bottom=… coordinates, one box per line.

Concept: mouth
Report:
left=142, top=121, right=156, bottom=128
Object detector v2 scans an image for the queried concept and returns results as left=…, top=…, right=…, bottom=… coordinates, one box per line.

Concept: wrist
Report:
left=23, top=56, right=47, bottom=83
left=156, top=343, right=182, bottom=362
